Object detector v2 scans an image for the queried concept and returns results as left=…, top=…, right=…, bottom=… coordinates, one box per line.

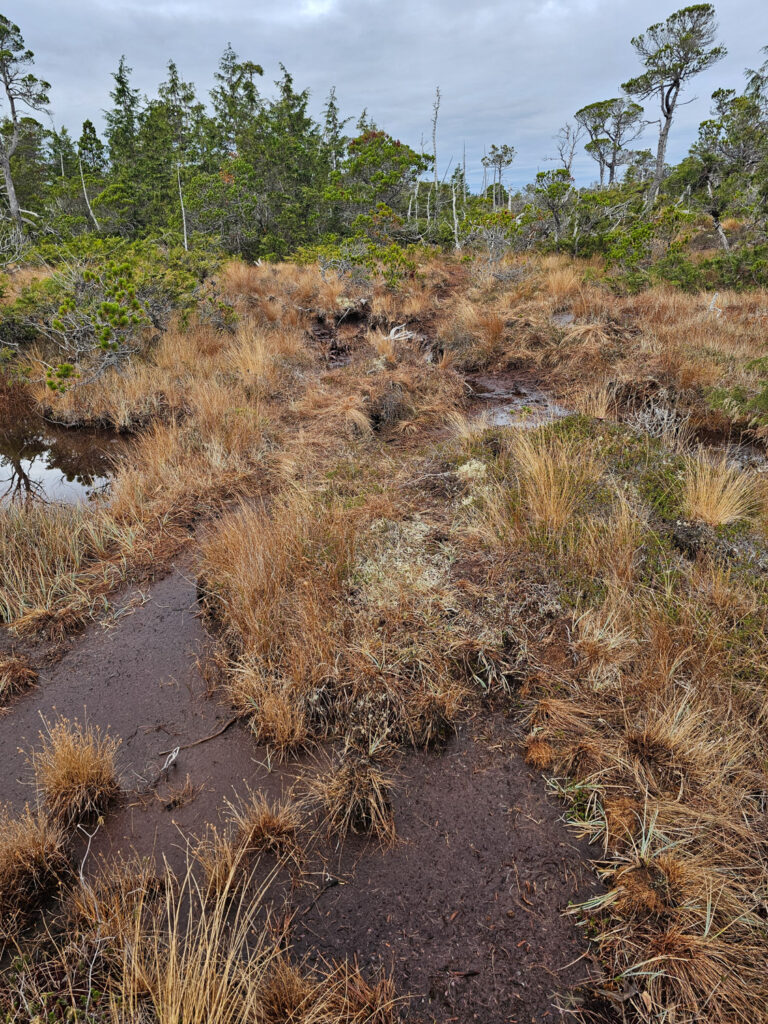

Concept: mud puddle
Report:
left=0, top=388, right=120, bottom=504
left=0, top=565, right=272, bottom=861
left=466, top=374, right=572, bottom=428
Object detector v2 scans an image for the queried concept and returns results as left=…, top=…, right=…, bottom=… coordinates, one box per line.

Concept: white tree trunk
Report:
left=178, top=162, right=188, bottom=251
left=79, top=157, right=101, bottom=232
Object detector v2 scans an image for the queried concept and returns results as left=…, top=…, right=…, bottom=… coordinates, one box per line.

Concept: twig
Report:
left=159, top=716, right=237, bottom=755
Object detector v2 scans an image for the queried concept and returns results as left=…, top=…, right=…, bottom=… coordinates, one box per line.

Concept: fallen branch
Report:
left=159, top=716, right=238, bottom=755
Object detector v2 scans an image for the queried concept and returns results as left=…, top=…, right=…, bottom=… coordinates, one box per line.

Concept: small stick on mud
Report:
left=159, top=716, right=238, bottom=756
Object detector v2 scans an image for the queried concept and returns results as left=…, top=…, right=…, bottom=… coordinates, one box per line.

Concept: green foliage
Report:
left=4, top=239, right=220, bottom=380
left=701, top=244, right=768, bottom=289
left=0, top=8, right=765, bottom=296
left=292, top=233, right=417, bottom=288
left=605, top=221, right=653, bottom=290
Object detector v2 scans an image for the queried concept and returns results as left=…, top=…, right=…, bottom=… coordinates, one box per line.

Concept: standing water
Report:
left=466, top=374, right=571, bottom=428
left=0, top=385, right=118, bottom=504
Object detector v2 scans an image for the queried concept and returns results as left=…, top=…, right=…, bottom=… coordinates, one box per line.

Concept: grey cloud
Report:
left=9, top=0, right=768, bottom=187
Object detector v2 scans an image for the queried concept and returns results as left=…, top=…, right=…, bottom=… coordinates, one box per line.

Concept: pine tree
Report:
left=210, top=44, right=263, bottom=155
left=0, top=15, right=50, bottom=234
left=104, top=56, right=141, bottom=171
left=322, top=86, right=349, bottom=171
left=78, top=120, right=106, bottom=173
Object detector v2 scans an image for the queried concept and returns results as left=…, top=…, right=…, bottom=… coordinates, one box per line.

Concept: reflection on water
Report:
left=467, top=375, right=572, bottom=429
left=0, top=387, right=119, bottom=505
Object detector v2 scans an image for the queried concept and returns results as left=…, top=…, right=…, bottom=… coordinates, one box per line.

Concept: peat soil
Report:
left=0, top=558, right=606, bottom=1021
left=0, top=562, right=287, bottom=876
left=294, top=720, right=604, bottom=1023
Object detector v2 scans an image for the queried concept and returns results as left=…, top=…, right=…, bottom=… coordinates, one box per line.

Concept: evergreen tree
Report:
left=78, top=119, right=106, bottom=173
left=210, top=44, right=263, bottom=155
left=322, top=86, right=349, bottom=171
left=0, top=14, right=50, bottom=234
left=104, top=56, right=141, bottom=171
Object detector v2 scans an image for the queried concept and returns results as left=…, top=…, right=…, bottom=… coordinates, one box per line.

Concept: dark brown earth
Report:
left=0, top=555, right=606, bottom=1022
left=0, top=562, right=290, bottom=875
left=294, top=721, right=603, bottom=1024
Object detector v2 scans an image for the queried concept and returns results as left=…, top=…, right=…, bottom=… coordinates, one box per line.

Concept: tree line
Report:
left=0, top=4, right=766, bottom=275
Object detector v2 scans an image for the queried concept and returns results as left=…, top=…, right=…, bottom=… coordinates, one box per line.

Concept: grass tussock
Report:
left=2, top=850, right=396, bottom=1023
left=0, top=501, right=120, bottom=628
left=31, top=716, right=121, bottom=824
left=200, top=490, right=361, bottom=682
left=0, top=652, right=37, bottom=705
left=0, top=804, right=68, bottom=941
left=518, top=481, right=768, bottom=1019
left=226, top=789, right=304, bottom=865
left=681, top=449, right=763, bottom=526
left=64, top=852, right=163, bottom=944
left=481, top=428, right=603, bottom=541
left=195, top=790, right=305, bottom=893
left=310, top=741, right=397, bottom=844
left=201, top=490, right=506, bottom=757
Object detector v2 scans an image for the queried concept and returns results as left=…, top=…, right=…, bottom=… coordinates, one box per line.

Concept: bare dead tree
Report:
left=549, top=122, right=585, bottom=174
left=430, top=86, right=441, bottom=223
left=78, top=156, right=101, bottom=232
left=451, top=182, right=461, bottom=250
left=177, top=162, right=188, bottom=251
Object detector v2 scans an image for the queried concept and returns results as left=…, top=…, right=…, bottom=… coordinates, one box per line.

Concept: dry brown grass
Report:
left=309, top=741, right=397, bottom=844
left=31, top=716, right=121, bottom=824
left=198, top=490, right=369, bottom=754
left=0, top=803, right=68, bottom=940
left=296, top=361, right=464, bottom=439
left=523, top=535, right=768, bottom=1022
left=540, top=258, right=584, bottom=306
left=511, top=431, right=603, bottom=534
left=482, top=428, right=603, bottom=541
left=681, top=450, right=763, bottom=526
left=226, top=319, right=310, bottom=396
left=64, top=852, right=163, bottom=944
left=0, top=265, right=51, bottom=303
left=221, top=259, right=346, bottom=315
left=7, top=250, right=768, bottom=1022
left=3, top=842, right=396, bottom=1022
left=437, top=295, right=508, bottom=368
left=193, top=823, right=246, bottom=895
left=569, top=382, right=619, bottom=420
left=0, top=501, right=121, bottom=627
left=225, top=789, right=304, bottom=866
left=114, top=854, right=274, bottom=1024
left=201, top=490, right=358, bottom=645
left=0, top=652, right=37, bottom=705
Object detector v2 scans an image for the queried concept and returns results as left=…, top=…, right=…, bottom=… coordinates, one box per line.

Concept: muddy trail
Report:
left=0, top=537, right=605, bottom=1020
left=0, top=343, right=609, bottom=1020
left=0, top=562, right=275, bottom=844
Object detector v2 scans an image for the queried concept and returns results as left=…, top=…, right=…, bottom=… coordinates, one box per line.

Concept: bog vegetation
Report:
left=1, top=4, right=768, bottom=1024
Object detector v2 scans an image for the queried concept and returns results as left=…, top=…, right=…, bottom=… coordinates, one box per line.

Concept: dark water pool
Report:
left=0, top=389, right=120, bottom=504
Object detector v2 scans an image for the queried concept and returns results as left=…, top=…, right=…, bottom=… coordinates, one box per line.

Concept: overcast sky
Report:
left=9, top=0, right=768, bottom=188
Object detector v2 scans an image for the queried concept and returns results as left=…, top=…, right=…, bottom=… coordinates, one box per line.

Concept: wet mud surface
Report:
left=295, top=721, right=603, bottom=1023
left=0, top=565, right=272, bottom=853
left=0, top=560, right=604, bottom=1021
left=466, top=373, right=572, bottom=429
